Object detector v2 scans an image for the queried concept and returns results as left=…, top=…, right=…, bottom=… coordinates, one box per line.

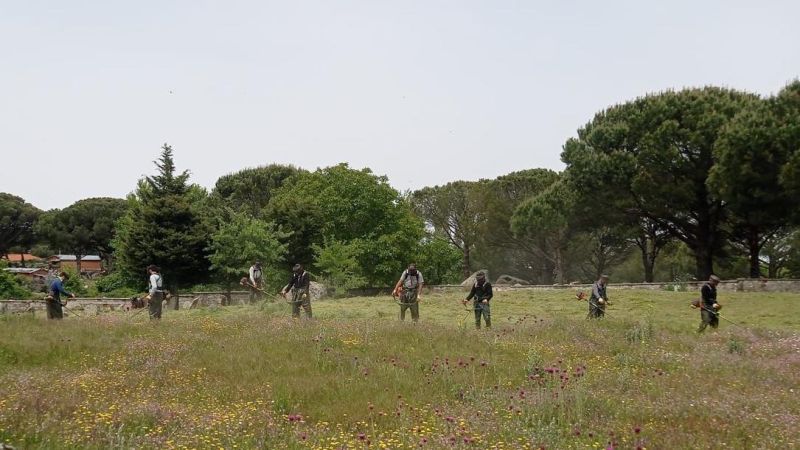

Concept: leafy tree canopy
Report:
left=207, top=211, right=291, bottom=290
left=267, top=163, right=424, bottom=285
left=35, top=197, right=127, bottom=270
left=113, top=144, right=211, bottom=291
left=209, top=164, right=303, bottom=220
left=561, top=87, right=758, bottom=279
left=0, top=193, right=41, bottom=257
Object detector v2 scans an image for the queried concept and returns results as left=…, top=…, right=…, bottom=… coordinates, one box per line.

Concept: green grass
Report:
left=1, top=289, right=798, bottom=449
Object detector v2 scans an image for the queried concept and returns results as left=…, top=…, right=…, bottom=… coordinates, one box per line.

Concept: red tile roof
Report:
left=2, top=253, right=42, bottom=262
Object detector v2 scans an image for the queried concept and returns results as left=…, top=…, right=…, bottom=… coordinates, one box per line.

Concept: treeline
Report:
left=2, top=82, right=799, bottom=295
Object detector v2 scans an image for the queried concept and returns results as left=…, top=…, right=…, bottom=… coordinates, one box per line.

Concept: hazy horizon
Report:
left=2, top=1, right=798, bottom=210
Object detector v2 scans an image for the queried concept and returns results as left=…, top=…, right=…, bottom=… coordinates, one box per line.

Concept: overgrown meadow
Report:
left=1, top=289, right=798, bottom=449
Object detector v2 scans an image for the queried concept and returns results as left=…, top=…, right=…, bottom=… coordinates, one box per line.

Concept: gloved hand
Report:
left=597, top=298, right=605, bottom=304
left=713, top=303, right=722, bottom=310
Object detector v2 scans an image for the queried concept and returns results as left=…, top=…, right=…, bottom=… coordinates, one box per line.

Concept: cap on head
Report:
left=476, top=271, right=486, bottom=280
left=408, top=263, right=416, bottom=270
left=600, top=274, right=609, bottom=280
left=709, top=274, right=721, bottom=283
left=293, top=264, right=303, bottom=273
left=255, top=261, right=262, bottom=267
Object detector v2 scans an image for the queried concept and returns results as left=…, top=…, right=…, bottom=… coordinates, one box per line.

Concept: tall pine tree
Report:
left=113, top=144, right=211, bottom=299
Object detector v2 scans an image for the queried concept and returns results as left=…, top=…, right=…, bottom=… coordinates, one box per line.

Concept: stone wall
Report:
left=3, top=280, right=798, bottom=314
left=0, top=299, right=130, bottom=315
left=426, top=278, right=800, bottom=293
left=0, top=291, right=255, bottom=315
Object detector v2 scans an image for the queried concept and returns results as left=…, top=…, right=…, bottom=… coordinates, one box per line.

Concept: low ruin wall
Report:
left=2, top=280, right=797, bottom=314
left=426, top=278, right=800, bottom=293
left=0, top=291, right=255, bottom=315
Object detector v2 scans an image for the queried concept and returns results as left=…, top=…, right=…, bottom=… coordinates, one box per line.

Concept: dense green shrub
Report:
left=0, top=261, right=32, bottom=299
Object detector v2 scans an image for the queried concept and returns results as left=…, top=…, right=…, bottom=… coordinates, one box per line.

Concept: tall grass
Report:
left=1, top=289, right=798, bottom=449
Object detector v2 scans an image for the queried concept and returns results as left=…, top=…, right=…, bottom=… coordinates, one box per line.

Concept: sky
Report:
left=1, top=0, right=798, bottom=210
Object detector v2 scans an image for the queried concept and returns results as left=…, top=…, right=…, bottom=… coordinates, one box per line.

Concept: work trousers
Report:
left=291, top=287, right=312, bottom=318
left=399, top=289, right=419, bottom=322
left=46, top=298, right=64, bottom=319
left=149, top=292, right=164, bottom=320
left=588, top=300, right=605, bottom=319
left=473, top=300, right=491, bottom=328
left=698, top=309, right=719, bottom=332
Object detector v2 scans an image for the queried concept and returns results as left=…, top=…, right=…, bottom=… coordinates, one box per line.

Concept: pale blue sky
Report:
left=1, top=0, right=798, bottom=210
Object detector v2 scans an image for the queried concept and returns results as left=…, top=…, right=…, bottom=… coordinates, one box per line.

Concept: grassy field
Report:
left=1, top=288, right=798, bottom=449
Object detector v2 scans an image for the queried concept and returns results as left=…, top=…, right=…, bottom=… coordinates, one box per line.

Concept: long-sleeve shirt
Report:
left=700, top=283, right=717, bottom=309
left=399, top=270, right=424, bottom=290
left=590, top=281, right=607, bottom=302
left=285, top=271, right=310, bottom=292
left=149, top=274, right=163, bottom=295
left=249, top=266, right=263, bottom=286
left=50, top=278, right=72, bottom=301
left=466, top=282, right=493, bottom=301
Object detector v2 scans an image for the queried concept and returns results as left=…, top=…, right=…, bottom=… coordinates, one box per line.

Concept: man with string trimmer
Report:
left=144, top=265, right=166, bottom=320
left=393, top=263, right=424, bottom=322
left=46, top=271, right=76, bottom=320
left=462, top=271, right=493, bottom=329
left=694, top=275, right=723, bottom=333
left=588, top=274, right=611, bottom=319
left=282, top=264, right=312, bottom=318
left=247, top=261, right=264, bottom=304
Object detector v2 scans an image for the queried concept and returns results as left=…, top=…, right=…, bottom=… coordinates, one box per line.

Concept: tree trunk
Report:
left=462, top=246, right=472, bottom=280
left=76, top=254, right=83, bottom=274
left=641, top=246, right=655, bottom=283
left=768, top=259, right=778, bottom=279
left=593, top=243, right=605, bottom=280
left=552, top=247, right=565, bottom=285
left=693, top=246, right=714, bottom=281
left=540, top=265, right=550, bottom=285
left=746, top=226, right=762, bottom=278
left=171, top=284, right=180, bottom=310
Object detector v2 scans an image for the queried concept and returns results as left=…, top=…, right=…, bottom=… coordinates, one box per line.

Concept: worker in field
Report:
left=462, top=271, right=492, bottom=329
left=393, top=263, right=424, bottom=322
left=144, top=265, right=165, bottom=320
left=46, top=271, right=76, bottom=319
left=248, top=261, right=264, bottom=304
left=282, top=264, right=312, bottom=318
left=588, top=274, right=610, bottom=318
left=697, top=274, right=722, bottom=333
